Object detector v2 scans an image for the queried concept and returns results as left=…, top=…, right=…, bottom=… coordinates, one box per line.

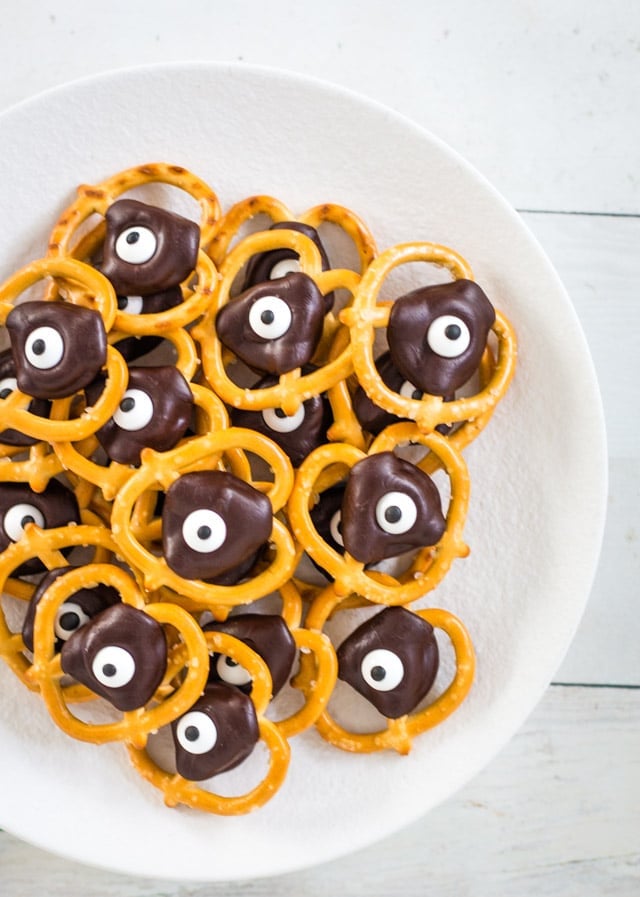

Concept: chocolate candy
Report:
left=336, top=606, right=439, bottom=718
left=60, top=602, right=167, bottom=711
left=340, top=452, right=446, bottom=565
left=85, top=366, right=193, bottom=466
left=6, top=301, right=107, bottom=400
left=215, top=273, right=326, bottom=375
left=387, top=279, right=495, bottom=395
left=308, top=483, right=347, bottom=578
left=21, top=566, right=120, bottom=653
left=0, top=480, right=80, bottom=574
left=205, top=613, right=296, bottom=696
left=0, top=349, right=51, bottom=445
left=112, top=285, right=183, bottom=362
left=162, top=470, right=272, bottom=582
left=171, top=682, right=260, bottom=781
left=242, top=221, right=334, bottom=312
left=99, top=199, right=200, bottom=296
left=230, top=372, right=332, bottom=468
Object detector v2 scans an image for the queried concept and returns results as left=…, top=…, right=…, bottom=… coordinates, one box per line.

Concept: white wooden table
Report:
left=1, top=2, right=638, bottom=894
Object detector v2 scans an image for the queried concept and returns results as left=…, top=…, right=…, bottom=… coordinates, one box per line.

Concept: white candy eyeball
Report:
left=426, top=314, right=471, bottom=358
left=25, top=326, right=64, bottom=370
left=54, top=601, right=91, bottom=641
left=329, top=510, right=344, bottom=547
left=248, top=295, right=292, bottom=340
left=114, top=226, right=157, bottom=265
left=361, top=648, right=404, bottom=692
left=216, top=654, right=252, bottom=687
left=91, top=645, right=136, bottom=688
left=0, top=377, right=18, bottom=399
left=269, top=258, right=301, bottom=280
left=117, top=295, right=144, bottom=315
left=112, top=388, right=154, bottom=431
left=375, top=491, right=417, bottom=535
left=3, top=503, right=45, bottom=541
left=176, top=710, right=218, bottom=754
left=261, top=404, right=305, bottom=434
left=181, top=509, right=227, bottom=554
left=399, top=380, right=423, bottom=401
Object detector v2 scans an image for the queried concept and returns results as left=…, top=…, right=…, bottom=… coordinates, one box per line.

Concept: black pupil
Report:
left=126, top=231, right=140, bottom=244
left=274, top=407, right=288, bottom=419
left=445, top=323, right=462, bottom=340
left=260, top=309, right=275, bottom=325
left=225, top=657, right=239, bottom=668
left=197, top=525, right=212, bottom=540
left=120, top=397, right=136, bottom=413
left=32, top=339, right=46, bottom=356
left=117, top=296, right=129, bottom=309
left=59, top=611, right=81, bottom=631
left=102, top=663, right=117, bottom=678
left=411, top=388, right=422, bottom=400
left=184, top=725, right=199, bottom=742
left=371, top=665, right=386, bottom=682
left=0, top=387, right=12, bottom=399
left=20, top=515, right=36, bottom=528
left=384, top=505, right=402, bottom=524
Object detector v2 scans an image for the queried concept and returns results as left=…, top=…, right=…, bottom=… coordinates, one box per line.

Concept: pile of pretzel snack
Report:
left=0, top=163, right=516, bottom=815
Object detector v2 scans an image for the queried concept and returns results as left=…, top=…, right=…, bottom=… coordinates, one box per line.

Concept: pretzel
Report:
left=287, top=425, right=470, bottom=604
left=296, top=584, right=475, bottom=753
left=0, top=441, right=64, bottom=493
left=340, top=242, right=517, bottom=433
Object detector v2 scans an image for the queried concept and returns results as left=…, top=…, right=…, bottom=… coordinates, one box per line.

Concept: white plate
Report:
left=0, top=62, right=606, bottom=881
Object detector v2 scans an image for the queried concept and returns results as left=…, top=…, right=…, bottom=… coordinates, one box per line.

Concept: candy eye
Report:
left=399, top=380, right=423, bottom=401
left=117, top=295, right=144, bottom=315
left=3, top=503, right=45, bottom=541
left=426, top=314, right=471, bottom=358
left=176, top=710, right=218, bottom=754
left=269, top=258, right=301, bottom=280
left=54, top=601, right=91, bottom=641
left=329, top=509, right=344, bottom=547
left=0, top=377, right=18, bottom=400
left=91, top=645, right=136, bottom=688
left=248, top=296, right=292, bottom=339
left=112, top=388, right=154, bottom=431
left=114, top=226, right=157, bottom=265
left=261, top=404, right=305, bottom=434
left=375, top=491, right=417, bottom=535
left=215, top=654, right=252, bottom=687
left=181, top=509, right=227, bottom=554
left=25, top=326, right=64, bottom=370
left=361, top=648, right=404, bottom=692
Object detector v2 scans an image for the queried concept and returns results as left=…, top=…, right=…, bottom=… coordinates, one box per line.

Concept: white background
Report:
left=0, top=1, right=638, bottom=894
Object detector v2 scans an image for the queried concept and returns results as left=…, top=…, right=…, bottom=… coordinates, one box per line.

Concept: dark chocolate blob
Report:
left=60, top=602, right=167, bottom=711
left=387, top=279, right=495, bottom=396
left=112, top=285, right=183, bottom=362
left=99, top=199, right=200, bottom=296
left=162, top=470, right=273, bottom=582
left=340, top=452, right=446, bottom=565
left=171, top=682, right=260, bottom=781
left=204, top=613, right=297, bottom=696
left=336, top=606, right=440, bottom=718
left=215, top=272, right=326, bottom=375
left=6, top=301, right=107, bottom=400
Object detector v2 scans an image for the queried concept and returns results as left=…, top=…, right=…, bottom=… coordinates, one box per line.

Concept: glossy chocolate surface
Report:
left=0, top=348, right=51, bottom=445
left=242, top=220, right=334, bottom=312
left=100, top=199, right=200, bottom=296
left=205, top=613, right=296, bottom=696
left=171, top=682, right=260, bottom=781
left=337, top=606, right=440, bottom=718
left=85, top=365, right=193, bottom=465
left=340, top=452, right=446, bottom=565
left=215, top=272, right=326, bottom=374
left=387, top=279, right=495, bottom=395
left=22, top=565, right=120, bottom=653
left=309, top=482, right=347, bottom=563
left=162, top=470, right=273, bottom=582
left=113, top=285, right=183, bottom=361
left=6, top=301, right=107, bottom=400
left=60, top=602, right=167, bottom=711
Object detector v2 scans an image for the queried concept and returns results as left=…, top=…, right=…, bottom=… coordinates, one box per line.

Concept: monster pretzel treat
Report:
left=0, top=349, right=51, bottom=446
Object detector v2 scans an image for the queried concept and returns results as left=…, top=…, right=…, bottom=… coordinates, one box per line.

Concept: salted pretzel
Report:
left=0, top=441, right=64, bottom=493
left=340, top=242, right=517, bottom=433
left=287, top=425, right=470, bottom=604
left=296, top=583, right=475, bottom=754
left=126, top=630, right=291, bottom=815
